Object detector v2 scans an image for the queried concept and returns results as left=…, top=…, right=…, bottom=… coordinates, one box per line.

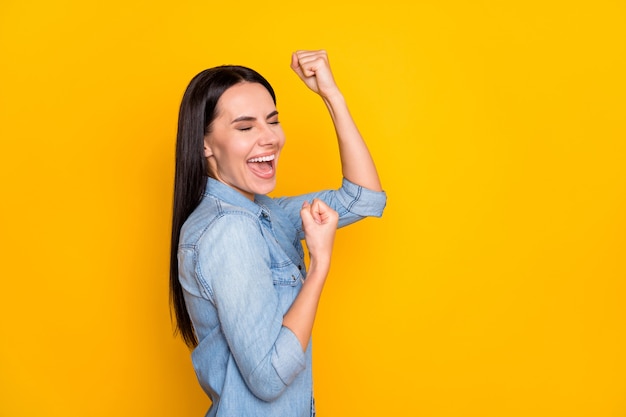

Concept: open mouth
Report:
left=247, top=154, right=276, bottom=178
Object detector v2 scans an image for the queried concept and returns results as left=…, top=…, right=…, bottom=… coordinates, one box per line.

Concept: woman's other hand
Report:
left=283, top=199, right=338, bottom=350
left=290, top=50, right=340, bottom=99
left=300, top=199, right=338, bottom=271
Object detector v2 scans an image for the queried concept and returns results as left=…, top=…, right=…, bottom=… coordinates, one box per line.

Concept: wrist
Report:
left=307, top=256, right=331, bottom=279
left=321, top=89, right=344, bottom=106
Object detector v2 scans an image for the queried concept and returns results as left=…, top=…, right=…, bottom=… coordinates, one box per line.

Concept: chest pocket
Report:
left=257, top=213, right=305, bottom=313
left=259, top=215, right=304, bottom=287
left=271, top=260, right=303, bottom=287
left=270, top=255, right=303, bottom=314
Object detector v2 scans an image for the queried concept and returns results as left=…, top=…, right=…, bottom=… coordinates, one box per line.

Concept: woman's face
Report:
left=204, top=82, right=285, bottom=200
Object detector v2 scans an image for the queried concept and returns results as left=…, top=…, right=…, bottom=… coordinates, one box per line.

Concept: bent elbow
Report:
left=246, top=332, right=307, bottom=401
left=245, top=370, right=290, bottom=402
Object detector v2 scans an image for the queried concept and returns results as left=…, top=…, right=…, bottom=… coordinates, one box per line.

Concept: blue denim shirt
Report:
left=178, top=177, right=386, bottom=417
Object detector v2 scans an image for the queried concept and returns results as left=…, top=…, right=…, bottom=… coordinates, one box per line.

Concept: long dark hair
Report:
left=170, top=65, right=276, bottom=348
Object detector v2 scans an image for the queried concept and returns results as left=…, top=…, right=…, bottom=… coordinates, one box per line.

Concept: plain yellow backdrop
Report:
left=1, top=1, right=625, bottom=416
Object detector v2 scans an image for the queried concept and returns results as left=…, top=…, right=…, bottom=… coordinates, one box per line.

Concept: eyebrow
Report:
left=231, top=111, right=279, bottom=124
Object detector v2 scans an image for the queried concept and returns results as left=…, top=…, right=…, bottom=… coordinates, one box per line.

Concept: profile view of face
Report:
left=203, top=82, right=286, bottom=200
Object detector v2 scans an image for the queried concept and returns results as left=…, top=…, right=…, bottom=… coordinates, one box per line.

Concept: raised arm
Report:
left=291, top=50, right=383, bottom=192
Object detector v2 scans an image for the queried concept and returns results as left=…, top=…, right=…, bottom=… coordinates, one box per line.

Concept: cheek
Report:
left=214, top=139, right=251, bottom=167
left=277, top=130, right=287, bottom=148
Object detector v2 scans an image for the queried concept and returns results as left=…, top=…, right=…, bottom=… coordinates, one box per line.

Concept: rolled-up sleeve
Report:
left=195, top=214, right=306, bottom=401
left=274, top=178, right=387, bottom=238
left=333, top=177, right=387, bottom=218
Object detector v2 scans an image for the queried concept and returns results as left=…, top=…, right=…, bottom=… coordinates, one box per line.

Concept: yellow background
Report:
left=1, top=1, right=625, bottom=416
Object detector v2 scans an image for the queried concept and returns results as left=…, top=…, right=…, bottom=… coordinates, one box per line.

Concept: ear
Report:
left=203, top=136, right=213, bottom=158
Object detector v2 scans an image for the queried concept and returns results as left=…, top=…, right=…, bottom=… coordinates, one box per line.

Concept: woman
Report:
left=170, top=50, right=386, bottom=417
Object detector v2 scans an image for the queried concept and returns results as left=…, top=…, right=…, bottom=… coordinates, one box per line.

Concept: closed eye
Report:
left=267, top=110, right=279, bottom=125
left=232, top=111, right=279, bottom=130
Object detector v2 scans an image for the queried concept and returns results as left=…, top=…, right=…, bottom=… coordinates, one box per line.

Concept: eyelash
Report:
left=237, top=121, right=280, bottom=131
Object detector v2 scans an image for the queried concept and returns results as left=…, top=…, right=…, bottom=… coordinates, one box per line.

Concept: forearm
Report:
left=323, top=91, right=383, bottom=192
left=282, top=258, right=330, bottom=351
left=291, top=50, right=383, bottom=192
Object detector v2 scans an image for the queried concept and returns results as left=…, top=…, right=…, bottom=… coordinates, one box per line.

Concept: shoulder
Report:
left=180, top=195, right=262, bottom=248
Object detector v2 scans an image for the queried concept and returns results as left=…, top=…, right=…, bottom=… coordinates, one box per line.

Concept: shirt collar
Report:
left=204, top=177, right=269, bottom=219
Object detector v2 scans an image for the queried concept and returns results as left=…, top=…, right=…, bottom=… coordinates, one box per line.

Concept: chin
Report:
left=254, top=180, right=277, bottom=196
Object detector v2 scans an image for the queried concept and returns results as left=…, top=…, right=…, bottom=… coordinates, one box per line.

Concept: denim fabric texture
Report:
left=178, top=177, right=386, bottom=417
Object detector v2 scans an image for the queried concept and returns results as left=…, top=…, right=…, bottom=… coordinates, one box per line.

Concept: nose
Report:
left=258, top=122, right=281, bottom=146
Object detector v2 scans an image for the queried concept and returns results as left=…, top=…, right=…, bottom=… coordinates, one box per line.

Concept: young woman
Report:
left=170, top=50, right=386, bottom=417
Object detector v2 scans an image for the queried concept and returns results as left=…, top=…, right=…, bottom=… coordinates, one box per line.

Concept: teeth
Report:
left=248, top=154, right=275, bottom=163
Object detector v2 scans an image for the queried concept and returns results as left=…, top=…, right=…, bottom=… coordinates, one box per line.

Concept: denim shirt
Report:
left=178, top=177, right=386, bottom=417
